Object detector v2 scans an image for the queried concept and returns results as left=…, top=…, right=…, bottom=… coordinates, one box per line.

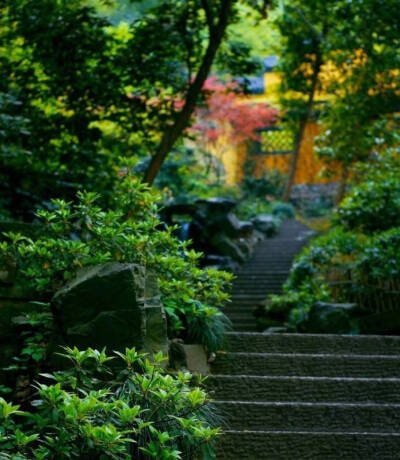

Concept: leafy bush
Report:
left=288, top=228, right=361, bottom=288
left=355, top=228, right=400, bottom=282
left=1, top=170, right=232, bottom=352
left=236, top=197, right=273, bottom=220
left=241, top=168, right=285, bottom=200
left=264, top=282, right=331, bottom=331
left=335, top=153, right=400, bottom=233
left=0, top=347, right=219, bottom=459
left=271, top=202, right=295, bottom=219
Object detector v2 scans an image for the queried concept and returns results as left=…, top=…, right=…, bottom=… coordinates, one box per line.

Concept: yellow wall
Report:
left=213, top=70, right=341, bottom=185
left=260, top=121, right=335, bottom=184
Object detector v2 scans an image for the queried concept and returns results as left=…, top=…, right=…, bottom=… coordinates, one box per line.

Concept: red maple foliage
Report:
left=192, top=77, right=278, bottom=145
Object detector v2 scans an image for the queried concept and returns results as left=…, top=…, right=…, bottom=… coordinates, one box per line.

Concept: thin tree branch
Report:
left=201, top=0, right=215, bottom=33
left=143, top=0, right=233, bottom=185
left=294, top=7, right=323, bottom=42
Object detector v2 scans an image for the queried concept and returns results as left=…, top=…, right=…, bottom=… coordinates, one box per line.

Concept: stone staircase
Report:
left=210, top=220, right=400, bottom=459
left=226, top=219, right=310, bottom=332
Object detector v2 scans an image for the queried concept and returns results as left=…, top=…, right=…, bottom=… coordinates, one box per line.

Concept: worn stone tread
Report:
left=215, top=400, right=400, bottom=432
left=213, top=352, right=400, bottom=377
left=216, top=431, right=400, bottom=459
left=208, top=375, right=400, bottom=403
left=211, top=220, right=400, bottom=458
left=225, top=332, right=400, bottom=354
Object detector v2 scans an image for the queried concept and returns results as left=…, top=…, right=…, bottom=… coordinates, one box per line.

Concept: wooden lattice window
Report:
left=248, top=126, right=294, bottom=155
left=260, top=126, right=294, bottom=154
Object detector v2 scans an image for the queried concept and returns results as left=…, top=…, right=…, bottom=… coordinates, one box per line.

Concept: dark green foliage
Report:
left=272, top=202, right=295, bottom=219
left=0, top=0, right=271, bottom=217
left=335, top=153, right=400, bottom=233
left=0, top=0, right=199, bottom=217
left=355, top=229, right=400, bottom=283
left=0, top=347, right=220, bottom=459
left=241, top=166, right=286, bottom=199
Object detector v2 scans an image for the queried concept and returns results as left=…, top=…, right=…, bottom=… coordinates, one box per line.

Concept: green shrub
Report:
left=241, top=167, right=286, bottom=199
left=271, top=202, right=295, bottom=219
left=355, top=228, right=400, bottom=282
left=1, top=170, right=232, bottom=352
left=264, top=282, right=331, bottom=331
left=236, top=197, right=272, bottom=220
left=288, top=228, right=361, bottom=289
left=335, top=153, right=400, bottom=233
left=0, top=347, right=220, bottom=459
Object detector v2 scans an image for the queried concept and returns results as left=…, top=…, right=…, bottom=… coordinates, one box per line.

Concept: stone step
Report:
left=232, top=319, right=258, bottom=332
left=228, top=301, right=272, bottom=307
left=236, top=270, right=290, bottom=274
left=226, top=332, right=400, bottom=355
left=232, top=280, right=287, bottom=285
left=244, top=262, right=294, bottom=266
left=230, top=289, right=280, bottom=295
left=236, top=271, right=290, bottom=276
left=227, top=313, right=256, bottom=321
left=216, top=430, right=400, bottom=459
left=214, top=401, right=400, bottom=432
left=230, top=294, right=276, bottom=301
left=212, top=352, right=400, bottom=378
left=231, top=281, right=284, bottom=287
left=240, top=271, right=290, bottom=276
left=208, top=375, right=400, bottom=403
left=227, top=308, right=257, bottom=314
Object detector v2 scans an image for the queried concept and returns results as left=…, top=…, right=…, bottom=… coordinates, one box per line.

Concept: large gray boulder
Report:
left=307, top=301, right=359, bottom=334
left=52, top=263, right=168, bottom=357
left=252, top=214, right=279, bottom=237
left=195, top=197, right=237, bottom=219
left=210, top=233, right=246, bottom=263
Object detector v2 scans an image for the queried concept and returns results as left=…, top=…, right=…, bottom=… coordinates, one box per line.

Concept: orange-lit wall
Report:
left=208, top=70, right=341, bottom=185
left=259, top=121, right=336, bottom=184
left=219, top=121, right=340, bottom=185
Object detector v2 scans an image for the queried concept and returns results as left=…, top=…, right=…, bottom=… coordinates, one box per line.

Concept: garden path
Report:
left=226, top=218, right=310, bottom=331
left=210, top=219, right=400, bottom=459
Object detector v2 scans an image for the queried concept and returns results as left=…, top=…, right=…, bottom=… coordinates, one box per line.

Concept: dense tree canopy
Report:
left=0, top=0, right=272, bottom=218
left=276, top=0, right=400, bottom=200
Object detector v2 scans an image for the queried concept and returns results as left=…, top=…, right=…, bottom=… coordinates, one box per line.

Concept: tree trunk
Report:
left=335, top=165, right=349, bottom=205
left=143, top=0, right=233, bottom=185
left=282, top=46, right=323, bottom=202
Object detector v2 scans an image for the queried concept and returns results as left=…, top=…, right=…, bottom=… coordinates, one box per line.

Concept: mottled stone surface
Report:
left=207, top=375, right=400, bottom=403
left=52, top=263, right=168, bottom=357
left=212, top=352, right=400, bottom=378
left=251, top=214, right=278, bottom=237
left=225, top=332, right=400, bottom=355
left=182, top=344, right=209, bottom=374
left=214, top=400, right=400, bottom=431
left=216, top=431, right=400, bottom=459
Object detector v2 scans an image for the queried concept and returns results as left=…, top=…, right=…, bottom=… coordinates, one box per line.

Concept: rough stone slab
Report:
left=182, top=344, right=209, bottom=374
left=225, top=332, right=400, bottom=355
left=208, top=375, right=400, bottom=403
left=212, top=352, right=400, bottom=378
left=216, top=430, right=400, bottom=459
left=214, top=400, right=400, bottom=432
left=52, top=263, right=168, bottom=357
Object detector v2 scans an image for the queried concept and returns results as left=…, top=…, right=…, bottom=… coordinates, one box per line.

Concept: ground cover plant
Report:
left=0, top=347, right=219, bottom=459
